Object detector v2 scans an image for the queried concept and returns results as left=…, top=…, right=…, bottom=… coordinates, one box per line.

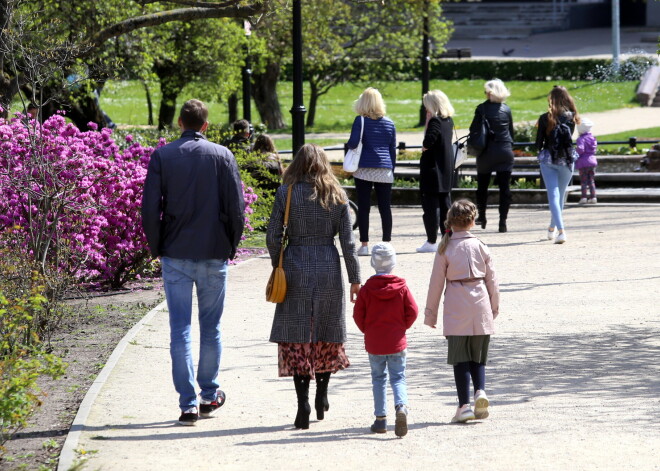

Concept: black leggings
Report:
left=420, top=192, right=451, bottom=244
left=453, top=361, right=486, bottom=407
left=354, top=177, right=392, bottom=243
left=476, top=171, right=512, bottom=220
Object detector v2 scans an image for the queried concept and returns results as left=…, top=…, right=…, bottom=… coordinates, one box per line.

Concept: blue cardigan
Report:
left=346, top=116, right=397, bottom=169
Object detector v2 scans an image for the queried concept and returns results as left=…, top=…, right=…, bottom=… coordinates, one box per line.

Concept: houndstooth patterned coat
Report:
left=267, top=183, right=361, bottom=344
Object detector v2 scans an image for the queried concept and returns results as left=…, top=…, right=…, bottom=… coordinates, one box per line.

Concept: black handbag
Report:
left=466, top=106, right=492, bottom=157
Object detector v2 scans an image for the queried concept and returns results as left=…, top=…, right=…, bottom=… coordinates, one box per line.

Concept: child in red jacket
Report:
left=353, top=242, right=418, bottom=437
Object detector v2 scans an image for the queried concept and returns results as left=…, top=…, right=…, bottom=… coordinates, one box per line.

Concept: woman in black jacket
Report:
left=469, top=79, right=514, bottom=232
left=416, top=90, right=455, bottom=253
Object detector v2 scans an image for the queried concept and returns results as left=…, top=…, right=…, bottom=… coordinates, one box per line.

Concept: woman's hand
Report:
left=350, top=283, right=361, bottom=303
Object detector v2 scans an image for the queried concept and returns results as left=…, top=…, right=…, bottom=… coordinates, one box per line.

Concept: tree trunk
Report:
left=252, top=61, right=285, bottom=130
left=306, top=79, right=319, bottom=128
left=143, top=81, right=154, bottom=126
left=158, top=91, right=178, bottom=130
left=228, top=93, right=238, bottom=123
left=154, top=60, right=185, bottom=130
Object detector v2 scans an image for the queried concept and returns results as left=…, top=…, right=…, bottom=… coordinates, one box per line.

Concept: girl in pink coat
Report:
left=424, top=200, right=500, bottom=423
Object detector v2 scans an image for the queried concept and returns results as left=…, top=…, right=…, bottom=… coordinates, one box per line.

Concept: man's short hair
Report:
left=232, top=119, right=250, bottom=135
left=179, top=99, right=208, bottom=130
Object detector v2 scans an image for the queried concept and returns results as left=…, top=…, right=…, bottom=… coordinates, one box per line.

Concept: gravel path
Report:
left=60, top=203, right=660, bottom=471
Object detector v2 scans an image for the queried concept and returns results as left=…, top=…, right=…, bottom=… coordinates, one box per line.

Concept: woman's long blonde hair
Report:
left=546, top=85, right=581, bottom=135
left=283, top=143, right=347, bottom=210
left=354, top=87, right=386, bottom=120
left=438, top=200, right=477, bottom=255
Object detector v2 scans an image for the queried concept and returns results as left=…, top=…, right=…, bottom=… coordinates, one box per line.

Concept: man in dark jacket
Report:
left=142, top=99, right=245, bottom=426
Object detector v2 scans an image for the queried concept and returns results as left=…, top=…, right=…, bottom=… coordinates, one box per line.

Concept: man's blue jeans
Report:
left=369, top=350, right=408, bottom=417
left=161, top=257, right=228, bottom=411
left=540, top=161, right=574, bottom=231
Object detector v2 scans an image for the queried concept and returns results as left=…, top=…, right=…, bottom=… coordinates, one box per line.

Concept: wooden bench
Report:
left=437, top=48, right=472, bottom=59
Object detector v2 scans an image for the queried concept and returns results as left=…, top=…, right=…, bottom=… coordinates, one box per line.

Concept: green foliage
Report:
left=513, top=122, right=537, bottom=143
left=0, top=291, right=66, bottom=448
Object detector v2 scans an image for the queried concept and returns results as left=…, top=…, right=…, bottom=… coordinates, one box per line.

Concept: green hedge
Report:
left=282, top=58, right=625, bottom=81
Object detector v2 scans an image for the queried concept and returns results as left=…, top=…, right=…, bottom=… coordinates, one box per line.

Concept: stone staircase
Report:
left=442, top=1, right=571, bottom=39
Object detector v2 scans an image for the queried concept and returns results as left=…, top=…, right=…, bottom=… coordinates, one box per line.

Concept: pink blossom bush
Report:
left=0, top=112, right=257, bottom=288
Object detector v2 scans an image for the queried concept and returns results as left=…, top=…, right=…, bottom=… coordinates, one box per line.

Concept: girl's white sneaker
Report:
left=578, top=197, right=588, bottom=204
left=451, top=404, right=475, bottom=423
left=588, top=198, right=597, bottom=204
left=547, top=229, right=556, bottom=240
left=555, top=231, right=567, bottom=244
left=474, top=390, right=490, bottom=419
left=357, top=245, right=370, bottom=256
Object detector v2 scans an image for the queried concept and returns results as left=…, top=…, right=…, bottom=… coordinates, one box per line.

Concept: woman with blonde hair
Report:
left=468, top=78, right=515, bottom=233
left=535, top=85, right=580, bottom=244
left=267, top=144, right=361, bottom=430
left=416, top=89, right=455, bottom=253
left=346, top=87, right=397, bottom=256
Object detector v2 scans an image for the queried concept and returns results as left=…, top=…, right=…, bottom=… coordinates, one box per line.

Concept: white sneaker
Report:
left=546, top=228, right=556, bottom=240
left=555, top=231, right=567, bottom=244
left=578, top=198, right=588, bottom=204
left=588, top=198, right=597, bottom=204
left=474, top=390, right=490, bottom=419
left=357, top=245, right=370, bottom=256
left=416, top=241, right=438, bottom=253
left=451, top=404, right=475, bottom=423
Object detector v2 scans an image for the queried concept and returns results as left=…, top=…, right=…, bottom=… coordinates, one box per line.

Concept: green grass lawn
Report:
left=101, top=79, right=639, bottom=135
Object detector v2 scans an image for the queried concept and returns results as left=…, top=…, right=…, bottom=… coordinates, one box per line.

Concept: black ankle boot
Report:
left=293, top=375, right=311, bottom=429
left=475, top=212, right=487, bottom=229
left=499, top=220, right=507, bottom=233
left=314, top=372, right=331, bottom=420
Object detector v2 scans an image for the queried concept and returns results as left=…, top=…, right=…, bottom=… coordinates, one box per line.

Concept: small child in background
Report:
left=353, top=243, right=418, bottom=437
left=575, top=118, right=598, bottom=204
left=424, top=200, right=500, bottom=423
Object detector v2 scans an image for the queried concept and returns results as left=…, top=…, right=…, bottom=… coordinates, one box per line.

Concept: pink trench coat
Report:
left=424, top=231, right=500, bottom=335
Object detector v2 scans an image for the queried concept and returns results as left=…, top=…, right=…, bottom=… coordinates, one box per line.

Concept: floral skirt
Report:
left=278, top=342, right=350, bottom=378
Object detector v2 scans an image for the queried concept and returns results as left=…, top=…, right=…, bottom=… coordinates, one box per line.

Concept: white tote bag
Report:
left=343, top=116, right=364, bottom=172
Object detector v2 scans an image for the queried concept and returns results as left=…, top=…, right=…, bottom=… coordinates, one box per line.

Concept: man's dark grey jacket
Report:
left=142, top=130, right=245, bottom=260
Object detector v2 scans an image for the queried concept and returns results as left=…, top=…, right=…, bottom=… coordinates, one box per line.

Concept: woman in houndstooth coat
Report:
left=267, top=144, right=361, bottom=430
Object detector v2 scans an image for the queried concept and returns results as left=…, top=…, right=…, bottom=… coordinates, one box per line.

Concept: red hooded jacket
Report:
left=353, top=275, right=418, bottom=355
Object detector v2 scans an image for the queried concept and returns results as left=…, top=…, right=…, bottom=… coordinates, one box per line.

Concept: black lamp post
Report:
left=242, top=20, right=252, bottom=123
left=291, top=0, right=306, bottom=156
left=418, top=0, right=430, bottom=127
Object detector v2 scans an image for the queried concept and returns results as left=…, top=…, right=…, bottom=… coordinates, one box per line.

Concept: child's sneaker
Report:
left=357, top=245, right=370, bottom=256
left=451, top=404, right=475, bottom=423
left=394, top=404, right=408, bottom=437
left=474, top=390, right=490, bottom=419
left=199, top=390, right=226, bottom=418
left=578, top=197, right=588, bottom=204
left=546, top=228, right=556, bottom=240
left=587, top=198, right=597, bottom=204
left=370, top=416, right=387, bottom=433
left=178, top=406, right=198, bottom=426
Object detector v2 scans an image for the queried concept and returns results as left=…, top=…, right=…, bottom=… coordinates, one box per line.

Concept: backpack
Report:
left=550, top=116, right=575, bottom=162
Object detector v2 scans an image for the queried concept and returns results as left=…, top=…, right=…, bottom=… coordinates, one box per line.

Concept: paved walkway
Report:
left=58, top=204, right=660, bottom=471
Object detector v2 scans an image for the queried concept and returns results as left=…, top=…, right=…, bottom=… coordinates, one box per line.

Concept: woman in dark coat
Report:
left=266, top=144, right=361, bottom=430
left=468, top=79, right=514, bottom=232
left=416, top=89, right=455, bottom=253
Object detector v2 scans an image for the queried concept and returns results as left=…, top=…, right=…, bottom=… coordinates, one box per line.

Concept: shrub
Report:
left=0, top=289, right=66, bottom=448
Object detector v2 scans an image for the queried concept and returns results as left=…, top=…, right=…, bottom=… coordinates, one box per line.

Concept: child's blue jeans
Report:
left=369, top=350, right=408, bottom=417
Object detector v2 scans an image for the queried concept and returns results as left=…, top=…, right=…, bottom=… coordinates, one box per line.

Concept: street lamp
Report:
left=418, top=0, right=430, bottom=127
left=612, top=0, right=621, bottom=73
left=291, top=0, right=306, bottom=156
left=242, top=19, right=252, bottom=123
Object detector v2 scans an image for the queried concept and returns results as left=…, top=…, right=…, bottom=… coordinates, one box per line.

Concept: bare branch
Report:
left=90, top=3, right=269, bottom=48
left=139, top=0, right=241, bottom=7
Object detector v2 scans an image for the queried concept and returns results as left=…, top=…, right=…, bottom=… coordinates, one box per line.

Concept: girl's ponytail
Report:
left=438, top=226, right=452, bottom=255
